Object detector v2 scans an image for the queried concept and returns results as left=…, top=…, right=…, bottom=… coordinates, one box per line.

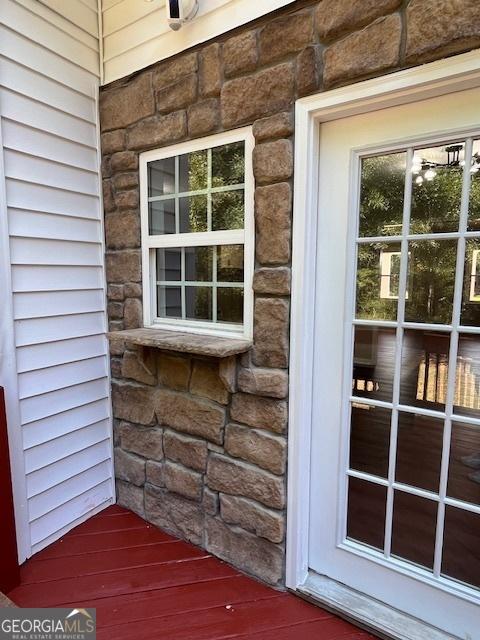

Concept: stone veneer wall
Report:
left=100, top=0, right=480, bottom=586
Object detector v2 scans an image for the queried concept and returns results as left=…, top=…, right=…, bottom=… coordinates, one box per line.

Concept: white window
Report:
left=140, top=128, right=255, bottom=339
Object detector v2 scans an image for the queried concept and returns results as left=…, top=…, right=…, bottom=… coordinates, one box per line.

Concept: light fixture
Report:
left=424, top=168, right=437, bottom=181
left=415, top=175, right=424, bottom=185
left=166, top=0, right=198, bottom=31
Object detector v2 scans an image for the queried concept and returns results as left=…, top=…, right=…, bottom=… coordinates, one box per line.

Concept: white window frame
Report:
left=139, top=127, right=255, bottom=340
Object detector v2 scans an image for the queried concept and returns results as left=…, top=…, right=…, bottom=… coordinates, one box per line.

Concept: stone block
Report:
left=101, top=130, right=126, bottom=155
left=156, top=74, right=197, bottom=113
left=100, top=73, right=154, bottom=131
left=220, top=494, right=285, bottom=543
left=112, top=382, right=155, bottom=425
left=259, top=10, right=314, bottom=64
left=219, top=356, right=237, bottom=393
left=163, top=429, right=208, bottom=472
left=114, top=447, right=145, bottom=486
left=157, top=353, right=191, bottom=391
left=164, top=461, right=202, bottom=501
left=146, top=460, right=165, bottom=487
left=128, top=111, right=187, bottom=151
left=190, top=360, right=229, bottom=405
left=110, top=151, right=138, bottom=173
left=105, top=210, right=140, bottom=250
left=187, top=99, right=220, bottom=136
left=106, top=251, right=142, bottom=284
left=108, top=284, right=124, bottom=301
left=221, top=63, right=294, bottom=128
left=109, top=335, right=126, bottom=356
left=199, top=43, right=221, bottom=98
left=225, top=423, right=286, bottom=476
left=253, top=139, right=293, bottom=185
left=145, top=483, right=204, bottom=545
left=255, top=182, right=291, bottom=265
left=206, top=516, right=283, bottom=585
left=153, top=52, right=198, bottom=91
left=119, top=421, right=163, bottom=460
left=207, top=454, right=285, bottom=509
left=121, top=349, right=156, bottom=385
left=253, top=267, right=291, bottom=295
left=202, top=487, right=219, bottom=515
left=112, top=172, right=138, bottom=191
left=115, top=189, right=139, bottom=210
left=315, top=0, right=401, bottom=41
left=297, top=45, right=321, bottom=97
left=110, top=357, right=122, bottom=378
left=116, top=479, right=145, bottom=517
left=123, top=298, right=143, bottom=330
left=252, top=112, right=294, bottom=142
left=103, top=180, right=115, bottom=213
left=124, top=283, right=142, bottom=298
left=107, top=301, right=123, bottom=320
left=230, top=393, right=287, bottom=434
left=323, top=14, right=401, bottom=87
left=406, top=0, right=480, bottom=63
left=253, top=298, right=289, bottom=368
left=223, top=30, right=258, bottom=78
left=155, top=389, right=225, bottom=444
left=237, top=367, right=288, bottom=399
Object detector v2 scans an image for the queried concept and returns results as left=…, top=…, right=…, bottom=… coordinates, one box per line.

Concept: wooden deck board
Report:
left=8, top=506, right=377, bottom=639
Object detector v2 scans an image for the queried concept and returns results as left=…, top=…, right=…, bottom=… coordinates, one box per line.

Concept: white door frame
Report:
left=287, top=49, right=480, bottom=604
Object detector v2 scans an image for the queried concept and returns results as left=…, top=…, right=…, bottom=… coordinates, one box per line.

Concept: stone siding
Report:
left=100, top=0, right=480, bottom=586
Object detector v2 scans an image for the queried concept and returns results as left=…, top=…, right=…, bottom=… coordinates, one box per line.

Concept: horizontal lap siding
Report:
left=1, top=0, right=114, bottom=559
left=101, top=0, right=296, bottom=84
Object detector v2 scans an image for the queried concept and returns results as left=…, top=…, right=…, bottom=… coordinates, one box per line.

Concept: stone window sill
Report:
left=108, top=328, right=252, bottom=358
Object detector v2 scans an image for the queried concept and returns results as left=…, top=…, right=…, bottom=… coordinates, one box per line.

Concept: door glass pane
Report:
left=185, top=246, right=213, bottom=282
left=156, top=248, right=181, bottom=281
left=347, top=477, right=386, bottom=551
left=395, top=412, right=443, bottom=492
left=185, top=286, right=212, bottom=320
left=410, top=143, right=464, bottom=234
left=352, top=326, right=396, bottom=402
left=211, top=141, right=244, bottom=186
left=149, top=199, right=175, bottom=235
left=157, top=286, right=181, bottom=318
left=217, top=287, right=243, bottom=324
left=356, top=242, right=401, bottom=321
left=359, top=152, right=406, bottom=237
left=179, top=195, right=208, bottom=233
left=148, top=157, right=175, bottom=197
left=349, top=404, right=391, bottom=478
left=391, top=491, right=437, bottom=569
left=448, top=421, right=480, bottom=505
left=212, top=190, right=244, bottom=231
left=442, top=506, right=480, bottom=588
left=454, top=334, right=480, bottom=417
left=400, top=329, right=450, bottom=409
left=467, top=139, right=480, bottom=231
left=179, top=150, right=207, bottom=192
left=404, top=239, right=457, bottom=324
left=217, top=245, right=243, bottom=282
left=461, top=239, right=480, bottom=326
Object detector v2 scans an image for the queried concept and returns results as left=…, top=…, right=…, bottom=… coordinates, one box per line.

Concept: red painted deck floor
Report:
left=8, top=506, right=376, bottom=640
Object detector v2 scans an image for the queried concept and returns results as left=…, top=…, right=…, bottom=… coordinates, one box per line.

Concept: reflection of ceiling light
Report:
left=424, top=168, right=437, bottom=181
left=415, top=175, right=424, bottom=185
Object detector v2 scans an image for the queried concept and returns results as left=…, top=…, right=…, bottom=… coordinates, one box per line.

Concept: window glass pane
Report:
left=179, top=194, right=207, bottom=233
left=352, top=326, right=396, bottom=402
left=349, top=404, right=391, bottom=478
left=148, top=158, right=175, bottom=197
left=212, top=190, right=244, bottom=231
left=149, top=199, right=175, bottom=235
left=356, top=242, right=401, bottom=321
left=410, top=143, right=464, bottom=234
left=461, top=239, right=480, bottom=326
left=395, top=412, right=443, bottom=493
left=442, top=506, right=480, bottom=589
left=391, top=491, right=437, bottom=570
left=185, top=246, right=213, bottom=282
left=179, top=150, right=207, bottom=192
left=347, top=477, right=386, bottom=551
left=404, top=239, right=457, bottom=324
left=217, top=287, right=243, bottom=324
left=448, top=422, right=480, bottom=506
left=467, top=139, right=480, bottom=231
left=217, top=245, right=244, bottom=282
left=359, top=152, right=406, bottom=238
left=212, top=141, right=244, bottom=187
left=157, top=285, right=181, bottom=318
left=400, top=329, right=450, bottom=410
left=156, top=248, right=181, bottom=281
left=185, top=286, right=212, bottom=320
left=453, top=334, right=480, bottom=418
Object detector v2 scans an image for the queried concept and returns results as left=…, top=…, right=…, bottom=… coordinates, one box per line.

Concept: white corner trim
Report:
left=286, top=49, right=480, bottom=591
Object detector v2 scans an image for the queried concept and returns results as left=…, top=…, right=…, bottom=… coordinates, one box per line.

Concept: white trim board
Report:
left=286, top=49, right=480, bottom=634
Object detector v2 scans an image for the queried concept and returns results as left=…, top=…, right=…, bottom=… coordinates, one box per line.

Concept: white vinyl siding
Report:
left=0, top=0, right=114, bottom=561
left=101, top=0, right=296, bottom=84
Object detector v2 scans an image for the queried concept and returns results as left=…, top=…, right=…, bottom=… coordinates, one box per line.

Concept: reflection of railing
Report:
left=417, top=354, right=480, bottom=410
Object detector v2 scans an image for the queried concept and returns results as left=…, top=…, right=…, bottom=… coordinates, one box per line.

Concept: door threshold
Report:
left=295, top=572, right=457, bottom=640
